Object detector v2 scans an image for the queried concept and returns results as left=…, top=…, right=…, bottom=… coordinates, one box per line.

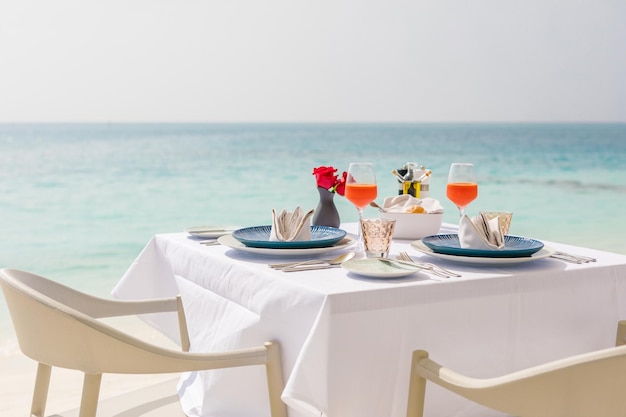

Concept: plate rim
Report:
left=341, top=258, right=422, bottom=278
left=421, top=233, right=544, bottom=258
left=218, top=233, right=356, bottom=256
left=411, top=239, right=557, bottom=265
left=232, top=225, right=347, bottom=249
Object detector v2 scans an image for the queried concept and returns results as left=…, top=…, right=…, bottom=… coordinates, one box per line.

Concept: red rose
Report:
left=335, top=171, right=347, bottom=196
left=313, top=166, right=347, bottom=195
left=313, top=166, right=338, bottom=190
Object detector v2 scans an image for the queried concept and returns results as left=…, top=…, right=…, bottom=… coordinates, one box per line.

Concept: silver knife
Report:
left=281, top=264, right=343, bottom=272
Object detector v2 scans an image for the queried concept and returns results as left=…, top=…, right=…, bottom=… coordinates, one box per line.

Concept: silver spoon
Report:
left=369, top=202, right=387, bottom=212
left=276, top=252, right=356, bottom=271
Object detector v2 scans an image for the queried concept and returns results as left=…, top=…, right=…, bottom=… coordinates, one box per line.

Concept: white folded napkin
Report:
left=382, top=195, right=444, bottom=214
left=269, top=206, right=315, bottom=242
left=459, top=213, right=505, bottom=250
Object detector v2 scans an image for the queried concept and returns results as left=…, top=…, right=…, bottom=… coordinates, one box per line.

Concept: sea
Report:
left=1, top=122, right=625, bottom=353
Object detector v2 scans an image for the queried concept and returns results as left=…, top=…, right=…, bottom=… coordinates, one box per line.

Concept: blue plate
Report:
left=421, top=234, right=544, bottom=258
left=232, top=225, right=347, bottom=249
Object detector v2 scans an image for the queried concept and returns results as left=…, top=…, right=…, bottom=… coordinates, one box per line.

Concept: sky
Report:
left=1, top=0, right=625, bottom=123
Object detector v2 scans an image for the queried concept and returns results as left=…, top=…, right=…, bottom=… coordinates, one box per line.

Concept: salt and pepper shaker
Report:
left=413, top=165, right=431, bottom=198
left=396, top=162, right=416, bottom=195
left=396, top=162, right=430, bottom=198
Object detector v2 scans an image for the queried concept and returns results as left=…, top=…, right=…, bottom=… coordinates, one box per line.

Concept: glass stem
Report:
left=356, top=208, right=364, bottom=251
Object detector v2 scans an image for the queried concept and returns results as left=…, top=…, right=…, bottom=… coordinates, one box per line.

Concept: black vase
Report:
left=312, top=187, right=341, bottom=228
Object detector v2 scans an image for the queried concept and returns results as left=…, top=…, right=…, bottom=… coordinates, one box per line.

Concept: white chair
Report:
left=0, top=268, right=288, bottom=417
left=407, top=320, right=626, bottom=417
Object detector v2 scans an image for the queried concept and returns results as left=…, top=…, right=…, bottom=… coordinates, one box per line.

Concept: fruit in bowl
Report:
left=379, top=196, right=444, bottom=240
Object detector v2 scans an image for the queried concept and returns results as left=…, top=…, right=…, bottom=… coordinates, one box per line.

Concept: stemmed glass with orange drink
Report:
left=344, top=162, right=378, bottom=248
left=446, top=163, right=478, bottom=217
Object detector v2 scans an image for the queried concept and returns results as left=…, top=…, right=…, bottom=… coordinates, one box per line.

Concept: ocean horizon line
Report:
left=1, top=121, right=625, bottom=126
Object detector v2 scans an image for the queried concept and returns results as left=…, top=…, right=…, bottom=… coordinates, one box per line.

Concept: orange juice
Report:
left=446, top=182, right=478, bottom=208
left=345, top=183, right=378, bottom=209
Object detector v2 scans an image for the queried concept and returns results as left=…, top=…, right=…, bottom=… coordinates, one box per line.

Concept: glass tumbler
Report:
left=360, top=218, right=396, bottom=258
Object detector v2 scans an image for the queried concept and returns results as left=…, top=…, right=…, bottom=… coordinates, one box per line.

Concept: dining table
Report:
left=112, top=222, right=626, bottom=417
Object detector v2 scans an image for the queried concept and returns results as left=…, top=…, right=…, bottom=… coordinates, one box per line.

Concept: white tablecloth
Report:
left=112, top=223, right=626, bottom=417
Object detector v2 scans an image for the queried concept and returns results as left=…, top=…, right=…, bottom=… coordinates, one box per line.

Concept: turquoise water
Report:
left=1, top=123, right=625, bottom=350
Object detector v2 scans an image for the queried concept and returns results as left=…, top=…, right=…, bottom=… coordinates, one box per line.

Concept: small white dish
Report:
left=218, top=234, right=356, bottom=256
left=341, top=258, right=422, bottom=278
left=185, top=226, right=236, bottom=238
left=411, top=240, right=557, bottom=266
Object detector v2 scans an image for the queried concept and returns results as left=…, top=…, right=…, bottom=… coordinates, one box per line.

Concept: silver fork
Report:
left=394, top=253, right=450, bottom=278
left=393, top=254, right=450, bottom=279
left=551, top=251, right=597, bottom=264
left=398, top=252, right=462, bottom=278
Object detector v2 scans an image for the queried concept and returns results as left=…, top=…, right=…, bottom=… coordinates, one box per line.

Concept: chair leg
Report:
left=264, top=341, right=288, bottom=417
left=616, top=320, right=626, bottom=346
left=406, top=350, right=429, bottom=417
left=176, top=295, right=191, bottom=352
left=79, top=373, right=102, bottom=417
left=30, top=363, right=52, bottom=417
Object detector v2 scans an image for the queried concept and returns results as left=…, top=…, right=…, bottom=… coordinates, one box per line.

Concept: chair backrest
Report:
left=409, top=331, right=626, bottom=417
left=0, top=268, right=268, bottom=374
left=1, top=268, right=170, bottom=373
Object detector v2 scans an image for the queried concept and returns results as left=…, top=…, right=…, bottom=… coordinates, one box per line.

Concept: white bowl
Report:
left=379, top=211, right=443, bottom=240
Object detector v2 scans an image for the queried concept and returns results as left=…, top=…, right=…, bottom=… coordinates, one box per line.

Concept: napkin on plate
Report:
left=382, top=195, right=445, bottom=214
left=459, top=213, right=505, bottom=250
left=269, top=206, right=315, bottom=242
